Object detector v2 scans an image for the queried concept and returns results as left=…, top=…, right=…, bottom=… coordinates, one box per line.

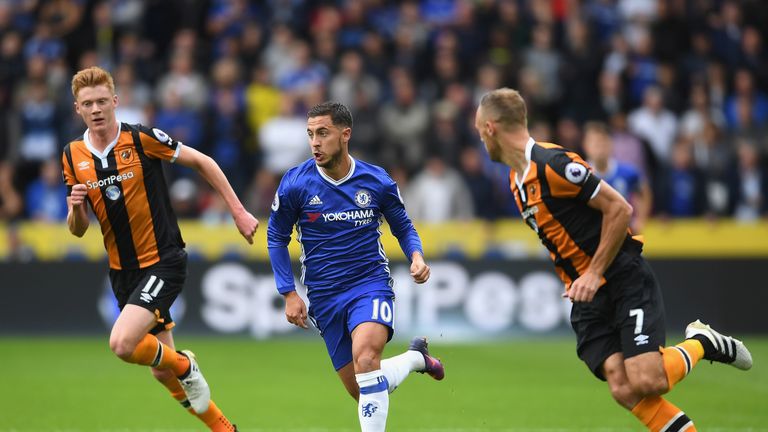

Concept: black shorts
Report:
left=109, top=250, right=187, bottom=335
left=570, top=255, right=666, bottom=381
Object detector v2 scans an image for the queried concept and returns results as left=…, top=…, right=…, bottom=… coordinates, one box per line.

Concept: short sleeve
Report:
left=137, top=125, right=182, bottom=162
left=545, top=151, right=601, bottom=202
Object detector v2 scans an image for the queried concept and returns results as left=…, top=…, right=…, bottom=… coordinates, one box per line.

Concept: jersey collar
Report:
left=316, top=155, right=356, bottom=186
left=84, top=123, right=122, bottom=168
left=514, top=137, right=536, bottom=192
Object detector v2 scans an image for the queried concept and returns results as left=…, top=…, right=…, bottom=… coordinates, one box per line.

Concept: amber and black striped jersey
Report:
left=61, top=123, right=185, bottom=270
left=511, top=138, right=643, bottom=289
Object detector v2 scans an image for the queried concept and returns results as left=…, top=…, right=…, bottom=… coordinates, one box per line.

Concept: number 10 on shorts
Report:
left=371, top=298, right=393, bottom=323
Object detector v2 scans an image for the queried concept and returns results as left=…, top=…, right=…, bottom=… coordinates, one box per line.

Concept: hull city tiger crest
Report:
left=120, top=148, right=133, bottom=163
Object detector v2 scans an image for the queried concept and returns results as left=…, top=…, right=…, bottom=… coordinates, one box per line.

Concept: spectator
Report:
left=559, top=17, right=603, bottom=122
left=625, top=28, right=658, bottom=105
left=522, top=24, right=560, bottom=111
left=682, top=32, right=713, bottom=86
left=379, top=73, right=429, bottom=173
left=329, top=50, right=380, bottom=111
left=650, top=0, right=688, bottom=64
left=727, top=140, right=768, bottom=221
left=258, top=95, right=307, bottom=175
left=405, top=156, right=474, bottom=223
left=711, top=0, right=743, bottom=68
left=24, top=158, right=67, bottom=221
left=261, top=23, right=297, bottom=83
left=680, top=82, right=726, bottom=143
left=239, top=21, right=264, bottom=73
left=114, top=63, right=150, bottom=125
left=346, top=85, right=381, bottom=164
left=459, top=147, right=497, bottom=221
left=156, top=50, right=208, bottom=112
left=243, top=168, right=278, bottom=219
left=603, top=33, right=630, bottom=76
left=23, top=22, right=65, bottom=62
left=658, top=140, right=708, bottom=218
left=426, top=100, right=467, bottom=168
left=154, top=90, right=203, bottom=150
left=598, top=71, right=626, bottom=119
left=724, top=69, right=768, bottom=131
left=276, top=40, right=328, bottom=97
left=609, top=112, right=649, bottom=178
left=739, top=26, right=767, bottom=90
left=204, top=86, right=251, bottom=195
left=14, top=79, right=63, bottom=189
left=0, top=31, right=25, bottom=158
left=245, top=64, right=281, bottom=144
left=692, top=121, right=732, bottom=216
left=628, top=85, right=678, bottom=162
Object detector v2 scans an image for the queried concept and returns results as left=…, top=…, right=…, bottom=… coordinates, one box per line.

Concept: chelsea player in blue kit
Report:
left=582, top=122, right=651, bottom=233
left=267, top=102, right=444, bottom=431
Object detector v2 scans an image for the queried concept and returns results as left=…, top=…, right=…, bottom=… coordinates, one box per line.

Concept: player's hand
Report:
left=70, top=184, right=88, bottom=206
left=233, top=209, right=259, bottom=244
left=283, top=291, right=308, bottom=329
left=565, top=270, right=602, bottom=303
left=410, top=252, right=430, bottom=284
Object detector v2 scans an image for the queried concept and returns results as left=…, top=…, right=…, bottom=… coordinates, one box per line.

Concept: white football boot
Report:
left=178, top=350, right=211, bottom=413
left=685, top=319, right=752, bottom=370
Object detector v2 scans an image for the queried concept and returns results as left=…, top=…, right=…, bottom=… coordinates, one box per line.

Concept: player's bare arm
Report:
left=568, top=180, right=633, bottom=302
left=175, top=146, right=259, bottom=244
left=283, top=291, right=308, bottom=329
left=410, top=251, right=430, bottom=284
left=66, top=184, right=90, bottom=237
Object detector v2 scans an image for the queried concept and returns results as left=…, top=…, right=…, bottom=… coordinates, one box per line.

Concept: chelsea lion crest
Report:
left=355, top=189, right=371, bottom=208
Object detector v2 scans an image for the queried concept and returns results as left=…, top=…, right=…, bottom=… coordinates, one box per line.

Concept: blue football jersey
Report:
left=597, top=160, right=642, bottom=200
left=267, top=157, right=423, bottom=295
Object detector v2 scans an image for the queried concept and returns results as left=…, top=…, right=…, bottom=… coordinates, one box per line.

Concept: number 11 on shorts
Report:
left=371, top=298, right=393, bottom=323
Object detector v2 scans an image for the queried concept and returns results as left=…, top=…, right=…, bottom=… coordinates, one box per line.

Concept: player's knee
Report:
left=630, top=373, right=669, bottom=397
left=109, top=335, right=137, bottom=360
left=353, top=349, right=381, bottom=372
left=608, top=381, right=637, bottom=409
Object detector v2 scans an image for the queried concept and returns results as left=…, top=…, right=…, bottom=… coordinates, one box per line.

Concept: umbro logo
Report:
left=140, top=275, right=164, bottom=303
left=78, top=161, right=90, bottom=170
left=634, top=334, right=649, bottom=346
left=308, top=195, right=323, bottom=206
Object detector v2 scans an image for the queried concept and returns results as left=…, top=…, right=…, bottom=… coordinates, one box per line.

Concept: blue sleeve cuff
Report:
left=268, top=246, right=296, bottom=294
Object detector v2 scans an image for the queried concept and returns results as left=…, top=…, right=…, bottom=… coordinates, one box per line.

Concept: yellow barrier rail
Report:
left=1, top=219, right=767, bottom=261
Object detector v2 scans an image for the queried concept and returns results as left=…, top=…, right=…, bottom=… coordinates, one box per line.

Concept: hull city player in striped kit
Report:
left=474, top=88, right=752, bottom=432
left=62, top=67, right=258, bottom=431
left=268, top=102, right=445, bottom=431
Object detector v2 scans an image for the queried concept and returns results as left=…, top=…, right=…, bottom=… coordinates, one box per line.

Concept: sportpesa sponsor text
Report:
left=86, top=171, right=135, bottom=189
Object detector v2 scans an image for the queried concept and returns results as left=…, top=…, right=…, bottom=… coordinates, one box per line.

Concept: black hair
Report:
left=307, top=101, right=353, bottom=129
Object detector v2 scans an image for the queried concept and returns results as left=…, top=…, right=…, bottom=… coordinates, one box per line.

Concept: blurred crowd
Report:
left=1, top=0, right=767, bottom=228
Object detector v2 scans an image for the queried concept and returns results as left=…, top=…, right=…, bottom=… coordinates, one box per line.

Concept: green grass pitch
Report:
left=1, top=337, right=766, bottom=431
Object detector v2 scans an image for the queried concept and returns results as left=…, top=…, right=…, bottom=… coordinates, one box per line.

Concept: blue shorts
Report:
left=308, top=284, right=395, bottom=371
